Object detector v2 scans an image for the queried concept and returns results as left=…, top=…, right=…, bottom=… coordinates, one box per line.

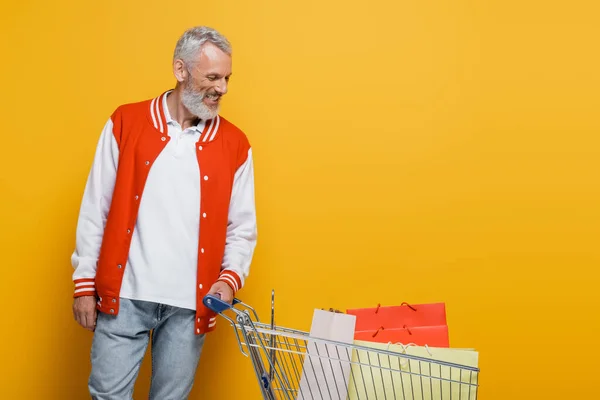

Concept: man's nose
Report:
left=215, top=78, right=228, bottom=95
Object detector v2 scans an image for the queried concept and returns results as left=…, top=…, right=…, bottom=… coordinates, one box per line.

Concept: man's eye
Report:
left=207, top=76, right=216, bottom=81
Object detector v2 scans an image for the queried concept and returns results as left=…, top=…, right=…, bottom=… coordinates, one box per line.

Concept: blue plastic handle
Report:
left=202, top=294, right=241, bottom=313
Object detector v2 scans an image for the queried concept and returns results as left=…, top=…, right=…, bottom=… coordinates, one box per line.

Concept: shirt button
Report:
left=145, top=161, right=150, bottom=165
left=110, top=309, right=115, bottom=314
left=127, top=229, right=131, bottom=234
left=117, top=264, right=122, bottom=269
left=196, top=328, right=200, bottom=334
left=203, top=175, right=208, bottom=181
left=198, top=146, right=203, bottom=151
left=161, top=136, right=166, bottom=141
left=201, top=248, right=205, bottom=253
left=135, top=195, right=139, bottom=200
left=197, top=318, right=201, bottom=323
left=198, top=284, right=203, bottom=289
left=112, top=299, right=116, bottom=303
left=202, top=213, right=207, bottom=218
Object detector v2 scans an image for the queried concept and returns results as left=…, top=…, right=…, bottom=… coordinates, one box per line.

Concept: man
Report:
left=70, top=26, right=257, bottom=399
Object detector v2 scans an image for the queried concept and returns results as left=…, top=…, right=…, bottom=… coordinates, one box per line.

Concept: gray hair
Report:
left=173, top=26, right=232, bottom=66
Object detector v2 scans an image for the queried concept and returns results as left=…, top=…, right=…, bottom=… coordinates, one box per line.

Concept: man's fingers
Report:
left=84, top=311, right=97, bottom=331
left=206, top=282, right=233, bottom=303
left=220, top=291, right=233, bottom=304
left=77, top=312, right=89, bottom=330
left=92, top=309, right=97, bottom=329
left=72, top=296, right=98, bottom=331
left=74, top=307, right=95, bottom=330
left=75, top=312, right=82, bottom=327
left=83, top=315, right=92, bottom=331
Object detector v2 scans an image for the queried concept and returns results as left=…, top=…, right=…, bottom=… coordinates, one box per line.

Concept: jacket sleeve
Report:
left=71, top=118, right=119, bottom=297
left=217, top=148, right=257, bottom=293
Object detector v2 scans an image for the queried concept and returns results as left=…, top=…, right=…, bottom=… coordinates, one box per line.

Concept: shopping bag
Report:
left=347, top=302, right=450, bottom=347
left=347, top=340, right=479, bottom=400
left=354, top=324, right=450, bottom=347
left=346, top=302, right=447, bottom=331
left=296, top=309, right=357, bottom=400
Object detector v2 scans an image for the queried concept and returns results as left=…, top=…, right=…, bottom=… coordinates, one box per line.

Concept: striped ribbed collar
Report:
left=148, top=90, right=221, bottom=143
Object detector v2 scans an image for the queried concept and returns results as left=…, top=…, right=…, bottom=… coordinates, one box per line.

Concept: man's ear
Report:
left=173, top=59, right=187, bottom=83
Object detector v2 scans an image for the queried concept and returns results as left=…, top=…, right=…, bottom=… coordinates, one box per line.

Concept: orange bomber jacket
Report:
left=73, top=91, right=253, bottom=334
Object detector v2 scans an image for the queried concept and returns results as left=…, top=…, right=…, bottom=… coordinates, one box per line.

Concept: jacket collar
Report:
left=148, top=90, right=221, bottom=143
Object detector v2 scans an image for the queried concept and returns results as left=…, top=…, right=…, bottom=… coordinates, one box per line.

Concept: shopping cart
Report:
left=203, top=294, right=480, bottom=400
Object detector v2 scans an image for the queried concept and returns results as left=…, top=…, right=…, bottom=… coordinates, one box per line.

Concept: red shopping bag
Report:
left=347, top=302, right=449, bottom=347
left=354, top=325, right=450, bottom=347
left=346, top=302, right=447, bottom=331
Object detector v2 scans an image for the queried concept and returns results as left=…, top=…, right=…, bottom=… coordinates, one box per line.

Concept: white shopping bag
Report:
left=297, top=309, right=356, bottom=400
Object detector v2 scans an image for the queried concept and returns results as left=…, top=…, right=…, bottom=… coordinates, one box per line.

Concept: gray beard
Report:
left=181, top=85, right=219, bottom=121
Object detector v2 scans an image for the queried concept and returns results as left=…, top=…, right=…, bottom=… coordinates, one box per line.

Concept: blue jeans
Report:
left=88, top=298, right=206, bottom=400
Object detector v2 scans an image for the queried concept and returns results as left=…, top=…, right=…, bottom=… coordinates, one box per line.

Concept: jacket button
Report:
left=203, top=175, right=208, bottom=181
left=202, top=212, right=207, bottom=218
left=200, top=248, right=205, bottom=253
left=117, top=264, right=122, bottom=269
left=110, top=309, right=115, bottom=313
left=197, top=318, right=201, bottom=323
left=196, top=329, right=200, bottom=334
left=198, top=146, right=203, bottom=151
left=127, top=229, right=131, bottom=234
left=198, top=284, right=203, bottom=289
left=112, top=298, right=116, bottom=303
left=135, top=195, right=139, bottom=200
left=145, top=161, right=150, bottom=165
left=161, top=136, right=166, bottom=141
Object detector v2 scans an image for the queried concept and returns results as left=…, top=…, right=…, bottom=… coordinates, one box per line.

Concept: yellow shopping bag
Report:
left=347, top=340, right=479, bottom=400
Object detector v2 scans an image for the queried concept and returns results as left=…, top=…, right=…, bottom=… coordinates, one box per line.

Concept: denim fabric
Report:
left=88, top=298, right=205, bottom=400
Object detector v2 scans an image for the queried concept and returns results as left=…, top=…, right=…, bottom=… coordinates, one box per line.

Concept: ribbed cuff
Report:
left=217, top=270, right=242, bottom=293
left=73, top=278, right=96, bottom=297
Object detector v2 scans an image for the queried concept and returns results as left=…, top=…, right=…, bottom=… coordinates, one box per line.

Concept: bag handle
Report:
left=375, top=302, right=417, bottom=314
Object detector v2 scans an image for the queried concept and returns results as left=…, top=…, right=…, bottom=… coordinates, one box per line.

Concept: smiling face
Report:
left=178, top=42, right=232, bottom=120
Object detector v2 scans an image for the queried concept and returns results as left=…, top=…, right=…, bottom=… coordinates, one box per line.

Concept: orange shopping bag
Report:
left=346, top=302, right=450, bottom=347
left=353, top=324, right=450, bottom=347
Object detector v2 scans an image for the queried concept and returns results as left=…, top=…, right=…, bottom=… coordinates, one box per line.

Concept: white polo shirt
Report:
left=118, top=93, right=205, bottom=310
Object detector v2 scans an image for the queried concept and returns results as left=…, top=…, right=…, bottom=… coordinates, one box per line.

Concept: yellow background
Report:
left=1, top=0, right=598, bottom=398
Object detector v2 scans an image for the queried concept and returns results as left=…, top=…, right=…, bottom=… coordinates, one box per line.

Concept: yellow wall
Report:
left=1, top=0, right=598, bottom=398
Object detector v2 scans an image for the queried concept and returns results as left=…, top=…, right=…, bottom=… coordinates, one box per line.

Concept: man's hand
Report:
left=207, top=281, right=234, bottom=304
left=73, top=296, right=97, bottom=331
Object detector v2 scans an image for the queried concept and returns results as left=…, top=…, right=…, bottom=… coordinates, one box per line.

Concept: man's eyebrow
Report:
left=205, top=72, right=233, bottom=77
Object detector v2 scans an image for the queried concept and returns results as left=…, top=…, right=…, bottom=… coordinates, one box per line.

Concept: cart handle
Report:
left=203, top=294, right=241, bottom=313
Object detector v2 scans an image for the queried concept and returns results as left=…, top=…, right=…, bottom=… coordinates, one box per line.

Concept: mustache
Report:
left=204, top=90, right=221, bottom=98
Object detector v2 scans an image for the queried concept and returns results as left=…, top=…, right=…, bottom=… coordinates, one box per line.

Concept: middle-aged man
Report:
left=70, top=26, right=257, bottom=399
